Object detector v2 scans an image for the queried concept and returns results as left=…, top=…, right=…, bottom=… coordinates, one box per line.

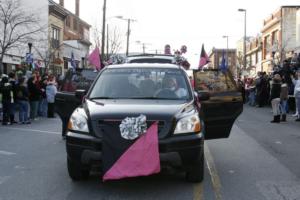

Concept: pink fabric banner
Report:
left=198, top=44, right=210, bottom=69
left=88, top=47, right=101, bottom=71
left=103, top=122, right=160, bottom=181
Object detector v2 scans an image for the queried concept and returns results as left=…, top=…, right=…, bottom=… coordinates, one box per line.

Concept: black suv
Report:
left=55, top=63, right=243, bottom=182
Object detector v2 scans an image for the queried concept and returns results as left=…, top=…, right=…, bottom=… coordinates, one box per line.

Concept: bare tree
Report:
left=91, top=25, right=122, bottom=61
left=108, top=26, right=122, bottom=56
left=32, top=29, right=64, bottom=70
left=270, top=38, right=300, bottom=67
left=0, top=0, right=45, bottom=74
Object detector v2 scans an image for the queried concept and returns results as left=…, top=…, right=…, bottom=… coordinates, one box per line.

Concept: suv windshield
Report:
left=89, top=67, right=191, bottom=100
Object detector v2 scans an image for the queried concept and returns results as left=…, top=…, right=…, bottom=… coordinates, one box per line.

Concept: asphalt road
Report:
left=0, top=105, right=299, bottom=200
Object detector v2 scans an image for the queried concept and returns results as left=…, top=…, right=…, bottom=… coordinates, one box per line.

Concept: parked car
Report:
left=55, top=63, right=243, bottom=182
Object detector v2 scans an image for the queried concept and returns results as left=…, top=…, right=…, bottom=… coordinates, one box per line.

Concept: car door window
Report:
left=194, top=70, right=237, bottom=93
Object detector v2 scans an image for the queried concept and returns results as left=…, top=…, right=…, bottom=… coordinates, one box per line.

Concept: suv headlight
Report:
left=68, top=108, right=89, bottom=133
left=174, top=113, right=201, bottom=134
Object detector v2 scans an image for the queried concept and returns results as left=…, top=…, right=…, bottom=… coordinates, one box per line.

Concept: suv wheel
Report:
left=67, top=158, right=90, bottom=181
left=184, top=154, right=204, bottom=183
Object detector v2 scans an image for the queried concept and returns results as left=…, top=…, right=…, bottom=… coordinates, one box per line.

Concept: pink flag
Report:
left=198, top=44, right=210, bottom=69
left=103, top=122, right=160, bottom=181
left=88, top=47, right=101, bottom=71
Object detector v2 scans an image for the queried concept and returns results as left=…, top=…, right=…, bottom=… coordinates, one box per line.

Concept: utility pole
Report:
left=106, top=24, right=109, bottom=60
left=142, top=43, right=146, bottom=54
left=126, top=19, right=130, bottom=56
left=238, top=9, right=247, bottom=74
left=115, top=16, right=136, bottom=56
left=101, top=0, right=106, bottom=61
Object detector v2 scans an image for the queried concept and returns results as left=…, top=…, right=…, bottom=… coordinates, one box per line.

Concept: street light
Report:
left=101, top=0, right=107, bottom=61
left=28, top=43, right=32, bottom=54
left=222, top=35, right=229, bottom=68
left=115, top=16, right=137, bottom=56
left=238, top=8, right=247, bottom=74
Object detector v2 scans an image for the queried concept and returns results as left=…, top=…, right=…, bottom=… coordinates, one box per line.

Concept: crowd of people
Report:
left=243, top=55, right=300, bottom=123
left=0, top=70, right=57, bottom=125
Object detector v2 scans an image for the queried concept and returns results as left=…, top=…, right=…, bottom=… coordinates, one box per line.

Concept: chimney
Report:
left=59, top=0, right=64, bottom=7
left=75, top=0, right=80, bottom=17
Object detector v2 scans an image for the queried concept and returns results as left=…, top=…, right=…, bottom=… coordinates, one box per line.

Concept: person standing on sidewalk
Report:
left=270, top=74, right=282, bottom=123
left=280, top=78, right=289, bottom=122
left=38, top=76, right=48, bottom=118
left=8, top=72, right=17, bottom=124
left=27, top=73, right=42, bottom=120
left=0, top=76, right=14, bottom=125
left=292, top=70, right=300, bottom=121
left=46, top=76, right=57, bottom=118
left=15, top=77, right=30, bottom=124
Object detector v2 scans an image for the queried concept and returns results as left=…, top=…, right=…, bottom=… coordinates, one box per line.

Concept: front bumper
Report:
left=66, top=131, right=204, bottom=165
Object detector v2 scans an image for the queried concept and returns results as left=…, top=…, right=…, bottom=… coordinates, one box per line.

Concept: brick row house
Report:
left=260, top=6, right=300, bottom=74
left=49, top=0, right=92, bottom=75
left=234, top=6, right=300, bottom=77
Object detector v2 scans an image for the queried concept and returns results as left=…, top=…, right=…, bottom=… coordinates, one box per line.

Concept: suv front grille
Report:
left=93, top=120, right=169, bottom=139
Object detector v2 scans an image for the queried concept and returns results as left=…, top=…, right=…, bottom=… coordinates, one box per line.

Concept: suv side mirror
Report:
left=75, top=89, right=86, bottom=100
left=195, top=91, right=210, bottom=101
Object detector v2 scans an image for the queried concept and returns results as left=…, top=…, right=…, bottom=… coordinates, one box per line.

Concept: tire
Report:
left=62, top=121, right=67, bottom=138
left=185, top=153, right=204, bottom=183
left=67, top=158, right=90, bottom=181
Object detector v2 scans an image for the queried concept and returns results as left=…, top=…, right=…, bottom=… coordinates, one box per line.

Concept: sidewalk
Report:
left=241, top=104, right=300, bottom=126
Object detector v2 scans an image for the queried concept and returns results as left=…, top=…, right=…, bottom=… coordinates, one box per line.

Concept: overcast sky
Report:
left=55, top=0, right=300, bottom=67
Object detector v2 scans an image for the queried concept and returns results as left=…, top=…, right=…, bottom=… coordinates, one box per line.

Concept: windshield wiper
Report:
left=88, top=97, right=116, bottom=100
left=128, top=96, right=160, bottom=99
left=128, top=96, right=182, bottom=100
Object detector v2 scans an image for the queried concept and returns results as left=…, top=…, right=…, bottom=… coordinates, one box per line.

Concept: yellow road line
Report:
left=204, top=143, right=222, bottom=200
left=193, top=182, right=203, bottom=200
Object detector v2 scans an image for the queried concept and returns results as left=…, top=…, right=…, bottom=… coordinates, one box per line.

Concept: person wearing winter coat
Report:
left=46, top=77, right=57, bottom=118
left=280, top=79, right=289, bottom=122
left=0, top=77, right=14, bottom=125
left=15, top=77, right=30, bottom=124
left=8, top=72, right=17, bottom=123
left=27, top=73, right=42, bottom=120
left=292, top=70, right=300, bottom=121
left=270, top=74, right=282, bottom=123
left=38, top=76, right=48, bottom=117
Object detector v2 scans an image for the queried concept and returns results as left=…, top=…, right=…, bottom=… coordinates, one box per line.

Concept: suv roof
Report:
left=106, top=63, right=182, bottom=69
left=125, top=54, right=176, bottom=64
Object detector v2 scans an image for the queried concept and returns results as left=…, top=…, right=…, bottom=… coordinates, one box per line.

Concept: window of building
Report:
left=257, top=51, right=262, bottom=63
left=263, top=35, right=271, bottom=59
left=51, top=26, right=60, bottom=49
left=272, top=30, right=278, bottom=45
left=73, top=18, right=78, bottom=31
left=66, top=16, right=71, bottom=27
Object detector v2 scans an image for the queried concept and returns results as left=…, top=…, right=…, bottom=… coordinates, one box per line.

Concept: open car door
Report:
left=193, top=69, right=243, bottom=140
left=55, top=69, right=98, bottom=135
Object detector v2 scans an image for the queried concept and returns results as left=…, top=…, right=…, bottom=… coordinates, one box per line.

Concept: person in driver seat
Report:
left=162, top=77, right=187, bottom=98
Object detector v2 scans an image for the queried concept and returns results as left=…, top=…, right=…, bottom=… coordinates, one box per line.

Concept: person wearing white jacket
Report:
left=292, top=70, right=300, bottom=121
left=46, top=77, right=57, bottom=118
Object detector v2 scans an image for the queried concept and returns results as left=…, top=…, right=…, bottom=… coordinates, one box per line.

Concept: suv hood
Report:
left=85, top=99, right=192, bottom=121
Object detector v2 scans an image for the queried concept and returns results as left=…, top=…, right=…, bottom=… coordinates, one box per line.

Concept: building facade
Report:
left=245, top=36, right=263, bottom=77
left=48, top=0, right=67, bottom=75
left=261, top=6, right=300, bottom=73
left=1, top=0, right=48, bottom=74
left=57, top=0, right=91, bottom=72
left=296, top=9, right=300, bottom=50
left=208, top=48, right=237, bottom=77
